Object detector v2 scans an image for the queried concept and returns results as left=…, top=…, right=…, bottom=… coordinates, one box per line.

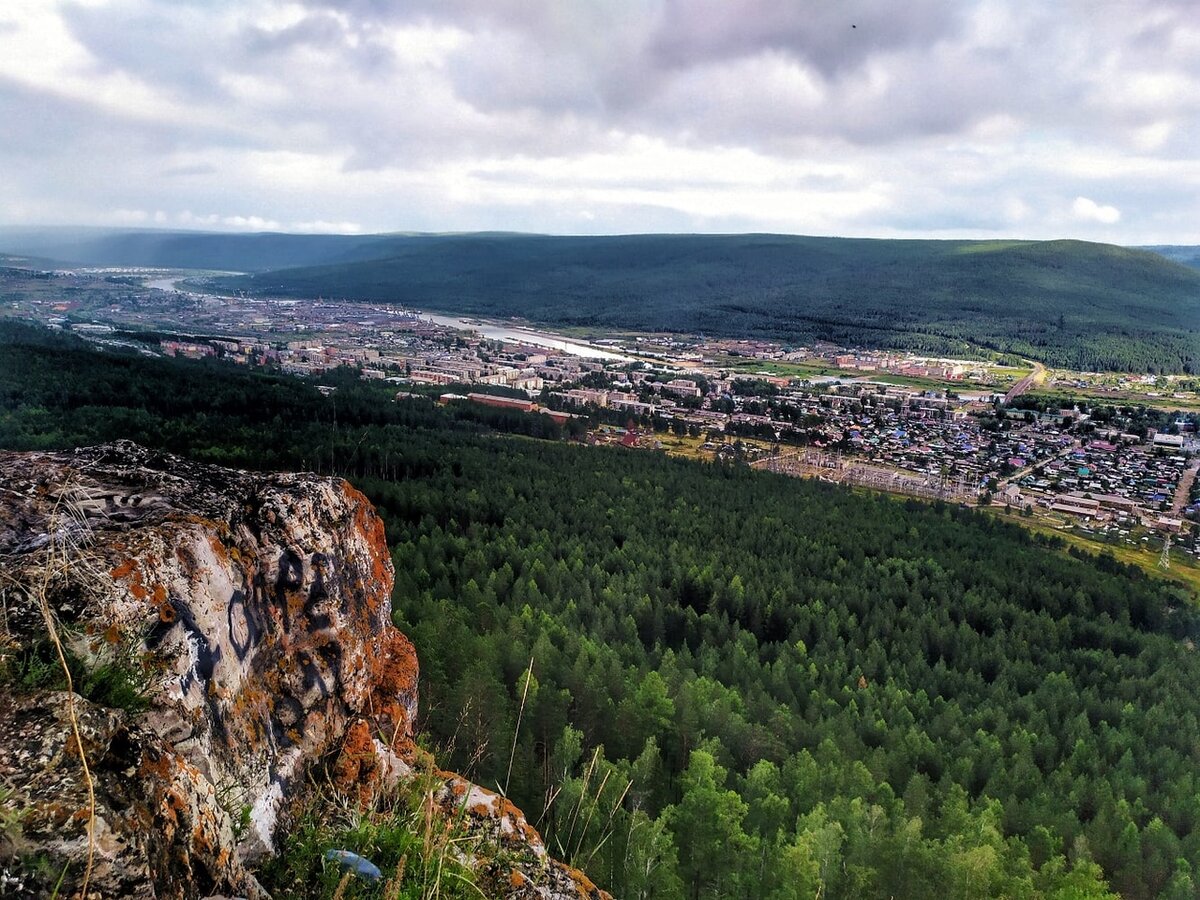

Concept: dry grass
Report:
left=0, top=482, right=106, bottom=898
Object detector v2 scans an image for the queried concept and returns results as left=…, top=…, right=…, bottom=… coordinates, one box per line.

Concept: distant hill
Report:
left=0, top=250, right=61, bottom=270
left=214, top=233, right=1200, bottom=373
left=0, top=227, right=409, bottom=272
left=1144, top=245, right=1200, bottom=270
left=3, top=229, right=1197, bottom=371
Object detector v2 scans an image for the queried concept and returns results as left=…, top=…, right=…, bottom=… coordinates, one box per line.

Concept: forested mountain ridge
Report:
left=2, top=321, right=1200, bottom=898
left=0, top=226, right=409, bottom=272
left=209, top=233, right=1200, bottom=373
left=2, top=228, right=1198, bottom=372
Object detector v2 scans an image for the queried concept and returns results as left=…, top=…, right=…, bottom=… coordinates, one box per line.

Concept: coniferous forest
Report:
left=213, top=234, right=1200, bottom=373
left=3, top=322, right=1200, bottom=898
left=10, top=227, right=1196, bottom=372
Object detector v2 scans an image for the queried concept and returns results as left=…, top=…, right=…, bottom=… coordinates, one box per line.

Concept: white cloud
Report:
left=0, top=1, right=1199, bottom=241
left=1072, top=196, right=1121, bottom=225
left=289, top=219, right=363, bottom=233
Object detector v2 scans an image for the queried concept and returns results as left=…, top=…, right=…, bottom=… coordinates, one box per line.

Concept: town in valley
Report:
left=5, top=262, right=1198, bottom=580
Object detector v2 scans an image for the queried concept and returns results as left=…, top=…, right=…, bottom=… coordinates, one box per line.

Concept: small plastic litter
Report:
left=324, top=849, right=383, bottom=882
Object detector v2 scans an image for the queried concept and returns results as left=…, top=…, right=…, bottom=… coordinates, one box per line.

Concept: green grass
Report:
left=988, top=508, right=1200, bottom=598
left=1023, top=384, right=1200, bottom=414
left=952, top=240, right=1035, bottom=255
left=655, top=432, right=709, bottom=459
left=0, top=785, right=25, bottom=847
left=1, top=634, right=151, bottom=714
left=723, top=359, right=842, bottom=378
left=724, top=357, right=1029, bottom=393
left=260, top=772, right=485, bottom=900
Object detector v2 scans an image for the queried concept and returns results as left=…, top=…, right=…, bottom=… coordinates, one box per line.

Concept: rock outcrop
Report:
left=0, top=442, right=607, bottom=899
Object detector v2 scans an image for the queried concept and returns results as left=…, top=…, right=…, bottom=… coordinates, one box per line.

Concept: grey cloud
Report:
left=5, top=1, right=1200, bottom=241
left=57, top=0, right=1190, bottom=166
left=0, top=75, right=177, bottom=157
left=241, top=11, right=351, bottom=54
left=60, top=1, right=234, bottom=103
left=162, top=163, right=218, bottom=177
left=0, top=71, right=263, bottom=167
left=292, top=0, right=1031, bottom=150
left=293, top=0, right=612, bottom=34
left=238, top=10, right=397, bottom=75
left=465, top=162, right=855, bottom=194
left=445, top=28, right=625, bottom=116
left=649, top=0, right=965, bottom=79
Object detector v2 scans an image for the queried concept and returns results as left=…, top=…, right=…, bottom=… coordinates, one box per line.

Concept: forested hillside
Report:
left=0, top=226, right=403, bottom=272
left=215, top=234, right=1200, bottom=373
left=2, top=229, right=1197, bottom=372
left=1146, top=246, right=1200, bottom=271
left=3, top=322, right=1199, bottom=898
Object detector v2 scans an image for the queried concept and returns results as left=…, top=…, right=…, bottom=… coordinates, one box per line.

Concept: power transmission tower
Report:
left=1159, top=534, right=1172, bottom=570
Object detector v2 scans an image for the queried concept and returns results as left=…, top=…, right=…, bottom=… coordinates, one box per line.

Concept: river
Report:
left=417, top=314, right=634, bottom=361
left=145, top=276, right=186, bottom=292
left=143, top=274, right=634, bottom=361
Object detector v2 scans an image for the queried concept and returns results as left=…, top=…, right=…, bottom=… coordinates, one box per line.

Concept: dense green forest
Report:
left=0, top=226, right=405, bottom=272
left=3, top=322, right=1200, bottom=898
left=212, top=234, right=1200, bottom=373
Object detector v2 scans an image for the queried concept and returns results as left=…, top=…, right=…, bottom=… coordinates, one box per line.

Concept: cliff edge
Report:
left=0, top=442, right=607, bottom=899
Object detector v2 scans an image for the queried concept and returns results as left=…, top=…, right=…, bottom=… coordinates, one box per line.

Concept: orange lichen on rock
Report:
left=496, top=796, right=530, bottom=828
left=112, top=556, right=159, bottom=605
left=139, top=749, right=174, bottom=782
left=344, top=480, right=392, bottom=597
left=367, top=630, right=419, bottom=750
left=207, top=534, right=229, bottom=564
left=192, top=821, right=214, bottom=853
left=331, top=719, right=381, bottom=807
left=1, top=443, right=606, bottom=900
left=373, top=631, right=418, bottom=698
left=564, top=864, right=599, bottom=896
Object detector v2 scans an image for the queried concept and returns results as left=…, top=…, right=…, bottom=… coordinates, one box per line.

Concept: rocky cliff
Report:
left=0, top=442, right=608, bottom=899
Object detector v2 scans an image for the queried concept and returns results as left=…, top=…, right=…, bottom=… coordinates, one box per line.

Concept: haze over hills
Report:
left=0, top=226, right=408, bottom=273
left=1144, top=246, right=1200, bottom=270
left=2, top=228, right=1198, bottom=372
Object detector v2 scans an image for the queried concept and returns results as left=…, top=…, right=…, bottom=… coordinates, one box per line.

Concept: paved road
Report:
left=1003, top=362, right=1046, bottom=406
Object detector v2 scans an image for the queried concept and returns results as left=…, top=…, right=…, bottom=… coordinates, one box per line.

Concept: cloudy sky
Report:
left=2, top=0, right=1198, bottom=241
